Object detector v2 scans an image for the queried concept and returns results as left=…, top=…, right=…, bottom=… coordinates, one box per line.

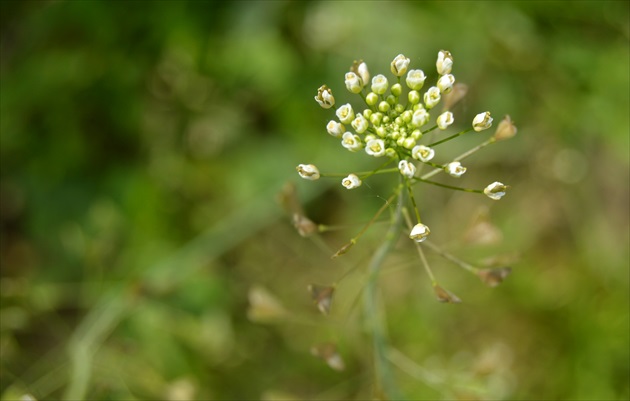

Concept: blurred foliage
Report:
left=0, top=0, right=628, bottom=400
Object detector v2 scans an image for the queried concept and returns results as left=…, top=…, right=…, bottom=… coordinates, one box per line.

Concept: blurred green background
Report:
left=1, top=1, right=628, bottom=400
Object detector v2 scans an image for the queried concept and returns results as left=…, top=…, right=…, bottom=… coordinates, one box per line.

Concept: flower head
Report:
left=326, top=120, right=345, bottom=137
left=371, top=74, right=389, bottom=95
left=412, top=145, right=435, bottom=162
left=336, top=103, right=355, bottom=124
left=390, top=54, right=411, bottom=76
left=342, top=173, right=362, bottom=189
left=483, top=181, right=508, bottom=200
left=296, top=164, right=320, bottom=180
left=472, top=111, right=493, bottom=132
left=423, top=86, right=441, bottom=109
left=436, top=111, right=454, bottom=130
left=436, top=50, right=453, bottom=75
left=341, top=132, right=363, bottom=152
left=406, top=69, right=426, bottom=91
left=412, top=107, right=430, bottom=127
left=315, top=85, right=335, bottom=109
left=445, top=161, right=466, bottom=177
left=409, top=223, right=431, bottom=242
left=344, top=72, right=363, bottom=94
left=365, top=138, right=386, bottom=157
left=398, top=160, right=417, bottom=178
left=437, top=74, right=455, bottom=93
left=351, top=113, right=369, bottom=134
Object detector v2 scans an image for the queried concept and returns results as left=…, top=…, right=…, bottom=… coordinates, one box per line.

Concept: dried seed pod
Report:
left=477, top=267, right=512, bottom=287
left=310, top=343, right=345, bottom=371
left=433, top=284, right=462, bottom=304
left=307, top=284, right=335, bottom=316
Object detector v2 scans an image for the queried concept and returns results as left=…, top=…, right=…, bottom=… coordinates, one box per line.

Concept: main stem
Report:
left=363, top=176, right=405, bottom=400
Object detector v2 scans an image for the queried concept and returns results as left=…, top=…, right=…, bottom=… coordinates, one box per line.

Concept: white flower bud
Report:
left=342, top=173, right=362, bottom=189
left=398, top=160, right=417, bottom=178
left=472, top=111, right=493, bottom=132
left=296, top=164, right=320, bottom=180
left=344, top=72, right=363, bottom=94
left=341, top=132, right=363, bottom=152
left=357, top=62, right=370, bottom=86
left=336, top=103, right=355, bottom=124
left=351, top=113, right=369, bottom=134
left=445, top=161, right=466, bottom=177
left=423, top=86, right=441, bottom=109
left=365, top=138, right=386, bottom=157
left=436, top=50, right=453, bottom=75
left=484, top=181, right=508, bottom=200
left=371, top=74, right=389, bottom=95
left=436, top=111, right=454, bottom=130
left=412, top=145, right=435, bottom=162
left=315, top=85, right=335, bottom=109
left=390, top=54, right=411, bottom=76
left=409, top=223, right=431, bottom=242
left=437, top=74, right=455, bottom=93
left=326, top=120, right=345, bottom=137
left=412, top=108, right=430, bottom=127
left=405, top=69, right=426, bottom=91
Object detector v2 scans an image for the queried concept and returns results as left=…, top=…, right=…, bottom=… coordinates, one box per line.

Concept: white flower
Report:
left=351, top=113, right=369, bottom=134
left=436, top=111, right=454, bottom=130
left=296, top=164, right=320, bottom=180
left=412, top=145, right=435, bottom=162
left=365, top=138, right=386, bottom=157
left=406, top=69, right=426, bottom=91
left=398, top=160, right=417, bottom=178
left=411, top=108, right=430, bottom=127
left=436, top=50, right=453, bottom=75
left=341, top=132, right=363, bottom=152
left=344, top=72, right=363, bottom=94
left=423, top=86, right=441, bottom=109
left=390, top=54, right=411, bottom=76
left=314, top=85, right=335, bottom=109
left=445, top=161, right=467, bottom=177
left=409, top=223, right=431, bottom=242
left=484, top=181, right=508, bottom=200
left=371, top=74, right=389, bottom=95
left=437, top=74, right=455, bottom=93
left=326, top=120, right=345, bottom=137
left=336, top=103, right=355, bottom=124
left=342, top=174, right=362, bottom=189
left=472, top=111, right=493, bottom=132
left=358, top=61, right=370, bottom=86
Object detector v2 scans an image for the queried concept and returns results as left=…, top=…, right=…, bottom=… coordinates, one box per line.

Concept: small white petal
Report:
left=472, top=111, right=493, bottom=132
left=365, top=139, right=386, bottom=157
left=296, top=164, right=320, bottom=180
left=326, top=120, right=345, bottom=137
left=484, top=181, right=508, bottom=200
left=398, top=160, right=417, bottom=178
left=412, top=145, right=435, bottom=162
left=342, top=174, right=362, bottom=189
left=445, top=161, right=466, bottom=178
left=409, top=223, right=431, bottom=242
left=336, top=103, right=355, bottom=124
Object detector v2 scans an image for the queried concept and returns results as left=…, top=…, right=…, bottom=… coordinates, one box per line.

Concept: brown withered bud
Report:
left=331, top=240, right=355, bottom=259
left=477, top=267, right=512, bottom=287
left=307, top=284, right=335, bottom=316
left=293, top=213, right=318, bottom=237
left=442, top=82, right=468, bottom=111
left=246, top=286, right=287, bottom=323
left=492, top=115, right=517, bottom=141
left=310, top=343, right=345, bottom=371
left=433, top=284, right=462, bottom=304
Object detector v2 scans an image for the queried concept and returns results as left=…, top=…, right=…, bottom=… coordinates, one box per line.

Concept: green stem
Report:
left=363, top=176, right=405, bottom=400
left=413, top=178, right=483, bottom=194
left=428, top=128, right=473, bottom=147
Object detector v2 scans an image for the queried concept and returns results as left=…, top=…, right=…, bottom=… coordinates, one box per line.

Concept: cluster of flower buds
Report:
left=300, top=50, right=516, bottom=250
